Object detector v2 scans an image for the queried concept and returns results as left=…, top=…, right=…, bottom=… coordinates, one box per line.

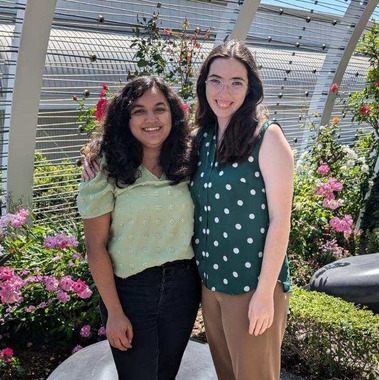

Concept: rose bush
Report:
left=289, top=119, right=377, bottom=285
left=0, top=210, right=103, bottom=377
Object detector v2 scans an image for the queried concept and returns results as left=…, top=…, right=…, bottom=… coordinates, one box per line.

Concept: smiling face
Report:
left=205, top=57, right=248, bottom=132
left=129, top=86, right=172, bottom=154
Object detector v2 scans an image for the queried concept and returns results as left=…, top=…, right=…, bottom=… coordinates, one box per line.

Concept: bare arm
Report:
left=83, top=214, right=133, bottom=350
left=248, top=124, right=294, bottom=336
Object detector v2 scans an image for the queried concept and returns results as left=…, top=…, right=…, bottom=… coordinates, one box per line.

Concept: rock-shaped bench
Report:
left=309, top=253, right=379, bottom=313
left=48, top=339, right=216, bottom=380
left=47, top=338, right=303, bottom=379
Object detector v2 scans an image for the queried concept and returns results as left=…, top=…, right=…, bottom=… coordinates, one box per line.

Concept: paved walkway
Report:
left=48, top=339, right=304, bottom=379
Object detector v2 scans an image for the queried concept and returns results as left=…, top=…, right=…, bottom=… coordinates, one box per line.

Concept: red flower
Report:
left=95, top=98, right=108, bottom=121
left=99, top=89, right=107, bottom=97
left=360, top=105, right=371, bottom=115
left=181, top=103, right=190, bottom=113
left=375, top=81, right=379, bottom=88
left=330, top=83, right=339, bottom=92
left=1, top=347, right=13, bottom=357
left=102, top=83, right=108, bottom=90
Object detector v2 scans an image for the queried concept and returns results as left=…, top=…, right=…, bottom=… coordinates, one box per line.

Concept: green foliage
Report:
left=344, top=20, right=379, bottom=137
left=0, top=215, right=102, bottom=352
left=283, top=287, right=379, bottom=380
left=289, top=121, right=376, bottom=285
left=366, top=227, right=379, bottom=254
left=341, top=19, right=379, bottom=245
left=33, top=152, right=81, bottom=219
left=129, top=11, right=210, bottom=101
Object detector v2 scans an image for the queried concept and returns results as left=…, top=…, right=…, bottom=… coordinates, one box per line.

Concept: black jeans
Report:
left=100, top=258, right=201, bottom=380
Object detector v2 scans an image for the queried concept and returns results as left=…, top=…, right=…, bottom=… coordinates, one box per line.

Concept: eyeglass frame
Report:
left=205, top=77, right=248, bottom=94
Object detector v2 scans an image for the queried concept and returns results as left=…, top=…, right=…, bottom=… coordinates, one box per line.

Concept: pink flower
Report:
left=72, top=279, right=86, bottom=294
left=80, top=325, right=91, bottom=338
left=329, top=177, right=343, bottom=192
left=99, top=89, right=107, bottom=97
left=330, top=83, right=339, bottom=92
left=0, top=275, right=24, bottom=304
left=95, top=98, right=108, bottom=121
left=163, top=27, right=172, bottom=35
left=57, top=290, right=70, bottom=303
left=1, top=347, right=13, bottom=358
left=102, top=83, right=108, bottom=90
left=98, top=326, right=106, bottom=336
left=181, top=103, right=190, bottom=113
left=77, top=286, right=93, bottom=299
left=72, top=345, right=83, bottom=354
left=360, top=105, right=371, bottom=115
left=317, top=164, right=330, bottom=175
left=322, top=198, right=343, bottom=210
left=26, top=305, right=36, bottom=312
left=44, top=276, right=59, bottom=292
left=10, top=208, right=29, bottom=228
left=0, top=267, right=15, bottom=281
left=329, top=215, right=353, bottom=237
left=44, top=233, right=78, bottom=250
left=60, top=276, right=73, bottom=291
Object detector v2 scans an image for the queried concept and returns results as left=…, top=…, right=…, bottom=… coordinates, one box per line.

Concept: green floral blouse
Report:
left=190, top=121, right=291, bottom=295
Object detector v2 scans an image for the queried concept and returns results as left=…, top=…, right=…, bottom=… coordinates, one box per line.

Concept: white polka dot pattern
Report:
left=189, top=123, right=291, bottom=295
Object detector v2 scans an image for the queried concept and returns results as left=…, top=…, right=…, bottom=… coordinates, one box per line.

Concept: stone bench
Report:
left=309, top=253, right=379, bottom=313
left=48, top=338, right=303, bottom=379
left=48, top=339, right=216, bottom=380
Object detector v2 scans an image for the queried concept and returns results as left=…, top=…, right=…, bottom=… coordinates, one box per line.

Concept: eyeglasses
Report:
left=205, top=78, right=247, bottom=94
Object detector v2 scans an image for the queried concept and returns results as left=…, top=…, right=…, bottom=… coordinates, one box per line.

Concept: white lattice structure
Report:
left=0, top=0, right=378, bottom=218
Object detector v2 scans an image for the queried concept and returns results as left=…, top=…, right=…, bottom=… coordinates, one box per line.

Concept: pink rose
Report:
left=317, top=164, right=330, bottom=175
left=181, top=103, right=190, bottom=113
left=95, top=98, right=108, bottom=121
left=360, top=105, right=371, bottom=115
left=330, top=83, right=339, bottom=92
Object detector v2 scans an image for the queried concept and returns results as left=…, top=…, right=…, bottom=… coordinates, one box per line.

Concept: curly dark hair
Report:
left=87, top=77, right=193, bottom=187
left=195, top=40, right=269, bottom=165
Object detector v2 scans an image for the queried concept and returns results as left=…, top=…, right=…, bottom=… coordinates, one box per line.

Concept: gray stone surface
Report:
left=48, top=339, right=303, bottom=379
left=309, top=253, right=379, bottom=313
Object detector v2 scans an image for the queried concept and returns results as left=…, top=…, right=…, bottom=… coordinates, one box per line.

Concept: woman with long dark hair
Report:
left=190, top=40, right=293, bottom=380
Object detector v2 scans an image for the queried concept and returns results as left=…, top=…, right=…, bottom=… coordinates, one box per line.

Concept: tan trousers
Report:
left=201, top=283, right=289, bottom=380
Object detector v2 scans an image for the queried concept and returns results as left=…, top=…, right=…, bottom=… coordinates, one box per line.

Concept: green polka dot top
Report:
left=190, top=121, right=291, bottom=295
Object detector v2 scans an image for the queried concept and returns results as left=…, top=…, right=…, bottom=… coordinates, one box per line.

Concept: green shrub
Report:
left=283, top=287, right=379, bottom=379
left=0, top=212, right=102, bottom=352
left=33, top=151, right=81, bottom=220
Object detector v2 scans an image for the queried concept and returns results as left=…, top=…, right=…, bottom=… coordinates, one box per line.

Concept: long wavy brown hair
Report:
left=195, top=40, right=268, bottom=165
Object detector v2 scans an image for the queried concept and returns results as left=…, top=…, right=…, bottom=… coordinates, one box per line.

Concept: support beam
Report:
left=231, top=0, right=261, bottom=41
left=1, top=0, right=57, bottom=212
left=215, top=0, right=261, bottom=45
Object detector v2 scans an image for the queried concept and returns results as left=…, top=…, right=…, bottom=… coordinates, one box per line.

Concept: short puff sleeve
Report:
left=77, top=164, right=115, bottom=219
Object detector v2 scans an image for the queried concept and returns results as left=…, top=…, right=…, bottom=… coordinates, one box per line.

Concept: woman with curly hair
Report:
left=77, top=76, right=200, bottom=380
